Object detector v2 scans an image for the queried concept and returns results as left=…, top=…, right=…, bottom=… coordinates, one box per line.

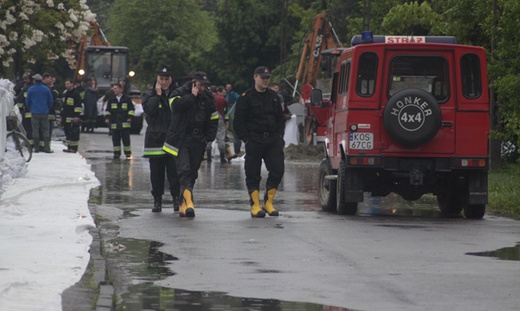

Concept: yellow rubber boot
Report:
left=250, top=190, right=266, bottom=218
left=180, top=189, right=195, bottom=218
left=263, top=188, right=279, bottom=216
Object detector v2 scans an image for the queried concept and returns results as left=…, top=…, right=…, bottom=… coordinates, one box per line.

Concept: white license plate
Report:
left=349, top=132, right=373, bottom=150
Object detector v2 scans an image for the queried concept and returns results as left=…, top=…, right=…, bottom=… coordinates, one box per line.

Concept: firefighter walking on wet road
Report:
left=233, top=66, right=285, bottom=218
left=163, top=72, right=218, bottom=217
left=143, top=67, right=180, bottom=213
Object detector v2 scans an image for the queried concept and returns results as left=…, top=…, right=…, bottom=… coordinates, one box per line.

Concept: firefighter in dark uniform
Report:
left=163, top=71, right=218, bottom=217
left=62, top=79, right=83, bottom=153
left=17, top=73, right=34, bottom=146
left=233, top=66, right=285, bottom=218
left=104, top=82, right=135, bottom=159
left=142, top=67, right=180, bottom=213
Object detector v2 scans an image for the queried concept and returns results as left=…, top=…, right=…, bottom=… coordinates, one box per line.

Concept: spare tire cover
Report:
left=383, top=88, right=441, bottom=147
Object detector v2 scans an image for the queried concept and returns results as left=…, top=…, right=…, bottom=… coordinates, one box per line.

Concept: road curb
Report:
left=89, top=205, right=115, bottom=311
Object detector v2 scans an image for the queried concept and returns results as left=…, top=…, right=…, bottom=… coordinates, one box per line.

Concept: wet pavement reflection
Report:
left=466, top=243, right=520, bottom=261
left=83, top=144, right=443, bottom=311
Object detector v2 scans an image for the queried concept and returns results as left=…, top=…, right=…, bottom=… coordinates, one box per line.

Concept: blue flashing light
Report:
left=361, top=31, right=373, bottom=43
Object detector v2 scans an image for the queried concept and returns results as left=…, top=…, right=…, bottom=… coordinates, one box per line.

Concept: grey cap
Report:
left=32, top=74, right=42, bottom=81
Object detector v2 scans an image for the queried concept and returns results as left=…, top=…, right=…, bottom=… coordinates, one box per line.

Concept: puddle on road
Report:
left=108, top=238, right=357, bottom=311
left=121, top=285, right=356, bottom=311
left=466, top=243, right=520, bottom=261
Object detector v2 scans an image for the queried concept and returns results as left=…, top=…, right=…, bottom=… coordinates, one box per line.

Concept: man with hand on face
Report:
left=233, top=66, right=286, bottom=218
left=163, top=71, right=218, bottom=217
left=142, top=67, right=180, bottom=213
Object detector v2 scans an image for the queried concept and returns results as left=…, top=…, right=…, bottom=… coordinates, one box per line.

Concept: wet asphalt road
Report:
left=79, top=128, right=520, bottom=311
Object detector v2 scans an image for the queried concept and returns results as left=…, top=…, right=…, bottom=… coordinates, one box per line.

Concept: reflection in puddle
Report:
left=121, top=285, right=356, bottom=311
left=110, top=238, right=357, bottom=311
left=466, top=243, right=520, bottom=261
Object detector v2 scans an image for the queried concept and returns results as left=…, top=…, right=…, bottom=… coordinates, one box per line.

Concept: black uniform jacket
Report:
left=233, top=87, right=285, bottom=144
left=62, top=88, right=83, bottom=124
left=104, top=93, right=135, bottom=130
left=142, top=83, right=175, bottom=157
left=163, top=81, right=218, bottom=156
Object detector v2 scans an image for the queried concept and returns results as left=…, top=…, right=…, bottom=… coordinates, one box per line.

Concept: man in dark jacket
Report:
left=163, top=71, right=218, bottom=217
left=143, top=67, right=180, bottom=212
left=62, top=79, right=83, bottom=153
left=233, top=66, right=285, bottom=218
left=104, top=83, right=135, bottom=159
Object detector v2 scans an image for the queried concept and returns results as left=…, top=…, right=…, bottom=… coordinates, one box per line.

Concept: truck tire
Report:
left=318, top=159, right=337, bottom=212
left=383, top=88, right=441, bottom=147
left=464, top=204, right=485, bottom=219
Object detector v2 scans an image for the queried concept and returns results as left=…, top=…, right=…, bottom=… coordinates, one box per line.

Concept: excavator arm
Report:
left=294, top=13, right=343, bottom=96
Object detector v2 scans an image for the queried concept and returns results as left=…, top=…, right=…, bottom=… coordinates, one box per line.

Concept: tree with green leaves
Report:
left=107, top=0, right=217, bottom=87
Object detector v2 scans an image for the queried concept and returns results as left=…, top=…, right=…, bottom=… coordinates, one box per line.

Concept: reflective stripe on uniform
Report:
left=168, top=96, right=180, bottom=109
left=74, top=107, right=82, bottom=113
left=122, top=122, right=131, bottom=129
left=128, top=111, right=135, bottom=116
left=162, top=143, right=179, bottom=156
left=144, top=148, right=166, bottom=156
left=210, top=111, right=219, bottom=121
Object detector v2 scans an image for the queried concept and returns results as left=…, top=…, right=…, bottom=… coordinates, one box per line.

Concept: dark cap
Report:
left=254, top=66, right=271, bottom=78
left=193, top=71, right=210, bottom=85
left=158, top=67, right=172, bottom=76
left=32, top=74, right=42, bottom=81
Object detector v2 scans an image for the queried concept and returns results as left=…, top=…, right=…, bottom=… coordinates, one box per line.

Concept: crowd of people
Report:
left=10, top=66, right=293, bottom=218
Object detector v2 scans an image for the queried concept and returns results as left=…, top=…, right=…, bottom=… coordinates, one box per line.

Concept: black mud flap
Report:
left=468, top=171, right=488, bottom=205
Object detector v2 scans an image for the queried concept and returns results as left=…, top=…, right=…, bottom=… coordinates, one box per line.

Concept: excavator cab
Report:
left=82, top=46, right=131, bottom=95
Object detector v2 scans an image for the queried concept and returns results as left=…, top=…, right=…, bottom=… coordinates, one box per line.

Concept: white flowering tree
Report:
left=0, top=0, right=96, bottom=77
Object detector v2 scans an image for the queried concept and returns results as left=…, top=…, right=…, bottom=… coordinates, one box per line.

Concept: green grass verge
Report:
left=488, top=162, right=520, bottom=220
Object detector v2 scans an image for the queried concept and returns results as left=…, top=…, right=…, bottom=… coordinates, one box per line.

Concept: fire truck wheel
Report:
left=383, top=88, right=441, bottom=147
left=318, top=159, right=337, bottom=212
left=464, top=204, right=486, bottom=219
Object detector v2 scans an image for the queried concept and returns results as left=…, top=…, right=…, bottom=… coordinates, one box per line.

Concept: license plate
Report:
left=349, top=132, right=373, bottom=150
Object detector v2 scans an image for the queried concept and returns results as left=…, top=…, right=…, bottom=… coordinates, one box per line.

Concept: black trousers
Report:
left=149, top=156, right=179, bottom=198
left=112, top=129, right=131, bottom=155
left=244, top=137, right=285, bottom=192
left=176, top=139, right=206, bottom=194
left=64, top=122, right=80, bottom=151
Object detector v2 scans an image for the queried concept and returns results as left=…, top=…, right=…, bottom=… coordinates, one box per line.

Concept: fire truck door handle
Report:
left=441, top=122, right=453, bottom=127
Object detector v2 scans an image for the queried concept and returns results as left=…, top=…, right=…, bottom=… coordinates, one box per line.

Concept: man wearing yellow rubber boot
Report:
left=234, top=66, right=286, bottom=217
left=163, top=71, right=218, bottom=217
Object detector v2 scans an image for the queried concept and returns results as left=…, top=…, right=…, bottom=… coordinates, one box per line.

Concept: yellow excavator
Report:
left=293, top=13, right=343, bottom=144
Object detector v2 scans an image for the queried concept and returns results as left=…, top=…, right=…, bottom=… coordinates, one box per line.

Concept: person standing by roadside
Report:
left=25, top=74, right=54, bottom=153
left=163, top=71, right=218, bottom=217
left=225, top=83, right=242, bottom=159
left=104, top=83, right=135, bottom=159
left=233, top=66, right=285, bottom=218
left=142, top=67, right=180, bottom=212
left=17, top=72, right=34, bottom=146
left=42, top=73, right=59, bottom=139
left=62, top=79, right=82, bottom=153
left=206, top=85, right=229, bottom=163
left=83, top=79, right=98, bottom=133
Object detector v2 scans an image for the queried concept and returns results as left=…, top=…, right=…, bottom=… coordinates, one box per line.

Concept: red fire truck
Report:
left=316, top=33, right=489, bottom=219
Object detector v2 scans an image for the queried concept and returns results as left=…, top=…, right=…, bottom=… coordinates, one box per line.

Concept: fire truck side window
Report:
left=460, top=53, right=482, bottom=99
left=388, top=55, right=449, bottom=102
left=356, top=52, right=378, bottom=97
left=338, top=61, right=350, bottom=95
